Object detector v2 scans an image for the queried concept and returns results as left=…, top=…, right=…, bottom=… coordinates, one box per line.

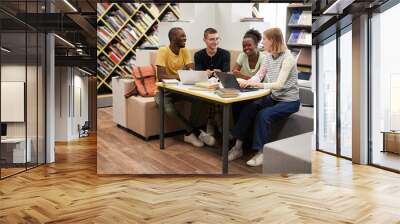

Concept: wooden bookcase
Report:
left=97, top=3, right=180, bottom=98
left=286, top=3, right=312, bottom=77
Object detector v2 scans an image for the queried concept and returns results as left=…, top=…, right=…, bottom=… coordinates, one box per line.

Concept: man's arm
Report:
left=184, top=63, right=194, bottom=70
left=194, top=52, right=204, bottom=71
left=232, top=63, right=250, bottom=80
left=182, top=48, right=194, bottom=70
left=157, top=65, right=178, bottom=81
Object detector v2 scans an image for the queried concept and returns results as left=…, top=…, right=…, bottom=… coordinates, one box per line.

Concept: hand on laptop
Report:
left=206, top=69, right=221, bottom=78
left=239, top=80, right=263, bottom=89
left=206, top=69, right=213, bottom=77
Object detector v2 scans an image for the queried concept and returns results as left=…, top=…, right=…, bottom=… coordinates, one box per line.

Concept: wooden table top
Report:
left=156, top=82, right=270, bottom=104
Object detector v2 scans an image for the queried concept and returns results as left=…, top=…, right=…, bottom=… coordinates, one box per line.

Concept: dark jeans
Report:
left=231, top=95, right=300, bottom=151
left=155, top=91, right=205, bottom=134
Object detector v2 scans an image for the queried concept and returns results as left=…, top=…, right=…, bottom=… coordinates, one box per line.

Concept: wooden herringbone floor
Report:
left=1, top=135, right=400, bottom=223
left=97, top=107, right=261, bottom=174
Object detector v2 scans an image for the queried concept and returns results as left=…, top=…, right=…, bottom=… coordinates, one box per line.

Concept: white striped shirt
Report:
left=249, top=50, right=299, bottom=101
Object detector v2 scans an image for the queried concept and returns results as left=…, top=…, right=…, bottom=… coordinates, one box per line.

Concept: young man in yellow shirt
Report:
left=155, top=27, right=212, bottom=147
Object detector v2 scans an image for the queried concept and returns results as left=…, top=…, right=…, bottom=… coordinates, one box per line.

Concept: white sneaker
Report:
left=199, top=130, right=216, bottom=146
left=246, top=151, right=264, bottom=166
left=206, top=121, right=215, bottom=136
left=228, top=146, right=243, bottom=161
left=184, top=133, right=204, bottom=147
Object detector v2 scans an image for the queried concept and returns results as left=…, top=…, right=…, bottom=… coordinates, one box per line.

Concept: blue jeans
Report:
left=231, top=95, right=300, bottom=151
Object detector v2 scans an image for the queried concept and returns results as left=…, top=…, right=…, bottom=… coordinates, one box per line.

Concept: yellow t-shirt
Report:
left=155, top=46, right=192, bottom=77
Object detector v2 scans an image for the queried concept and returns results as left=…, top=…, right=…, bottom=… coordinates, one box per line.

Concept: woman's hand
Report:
left=238, top=80, right=251, bottom=88
left=238, top=80, right=264, bottom=89
left=232, top=69, right=241, bottom=76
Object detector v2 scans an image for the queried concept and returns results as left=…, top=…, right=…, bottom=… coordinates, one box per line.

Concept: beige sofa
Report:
left=112, top=77, right=192, bottom=140
left=112, top=49, right=241, bottom=139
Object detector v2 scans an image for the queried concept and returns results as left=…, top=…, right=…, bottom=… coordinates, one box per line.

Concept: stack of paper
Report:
left=194, top=82, right=220, bottom=90
left=162, top=79, right=179, bottom=85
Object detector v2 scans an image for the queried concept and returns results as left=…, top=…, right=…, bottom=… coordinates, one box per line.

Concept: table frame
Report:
left=158, top=83, right=270, bottom=174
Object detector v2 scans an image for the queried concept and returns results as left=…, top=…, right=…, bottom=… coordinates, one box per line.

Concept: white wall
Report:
left=157, top=3, right=287, bottom=51
left=55, top=67, right=89, bottom=141
left=158, top=3, right=216, bottom=49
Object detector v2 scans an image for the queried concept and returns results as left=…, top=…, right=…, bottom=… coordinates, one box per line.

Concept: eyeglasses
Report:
left=207, top=37, right=221, bottom=42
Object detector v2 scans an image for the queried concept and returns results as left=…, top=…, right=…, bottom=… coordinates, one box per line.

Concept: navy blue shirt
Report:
left=194, top=48, right=230, bottom=72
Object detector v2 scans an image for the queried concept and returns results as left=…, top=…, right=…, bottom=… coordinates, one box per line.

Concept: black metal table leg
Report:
left=222, top=104, right=230, bottom=174
left=160, top=87, right=165, bottom=150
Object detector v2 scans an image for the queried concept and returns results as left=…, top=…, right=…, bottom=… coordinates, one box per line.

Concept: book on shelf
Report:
left=133, top=18, right=146, bottom=33
left=148, top=4, right=160, bottom=16
left=215, top=88, right=240, bottom=98
left=288, top=30, right=311, bottom=46
left=289, top=9, right=311, bottom=26
left=288, top=9, right=301, bottom=25
left=108, top=51, right=121, bottom=64
left=97, top=65, right=109, bottom=78
left=145, top=35, right=158, bottom=46
left=110, top=42, right=128, bottom=58
left=142, top=14, right=154, bottom=26
left=104, top=16, right=119, bottom=32
left=108, top=13, right=124, bottom=28
left=97, top=3, right=110, bottom=16
left=98, top=26, right=113, bottom=39
left=98, top=56, right=115, bottom=72
left=161, top=11, right=178, bottom=22
left=251, top=5, right=262, bottom=18
left=298, top=11, right=311, bottom=26
left=120, top=3, right=135, bottom=15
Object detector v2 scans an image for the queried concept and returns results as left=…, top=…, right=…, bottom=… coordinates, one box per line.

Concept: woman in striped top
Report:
left=228, top=28, right=300, bottom=167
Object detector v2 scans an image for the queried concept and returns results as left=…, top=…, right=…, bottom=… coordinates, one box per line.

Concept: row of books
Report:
left=160, top=11, right=178, bottom=22
left=97, top=26, right=114, bottom=49
left=146, top=35, right=159, bottom=46
left=288, top=30, right=311, bottom=46
left=120, top=54, right=136, bottom=75
left=289, top=9, right=311, bottom=26
left=108, top=42, right=129, bottom=63
left=118, top=23, right=143, bottom=49
left=97, top=3, right=111, bottom=16
left=133, top=12, right=153, bottom=32
left=147, top=4, right=163, bottom=16
left=103, top=10, right=128, bottom=32
left=98, top=56, right=115, bottom=77
left=120, top=3, right=140, bottom=15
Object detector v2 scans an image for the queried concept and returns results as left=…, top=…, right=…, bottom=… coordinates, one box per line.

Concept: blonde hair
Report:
left=263, top=28, right=287, bottom=55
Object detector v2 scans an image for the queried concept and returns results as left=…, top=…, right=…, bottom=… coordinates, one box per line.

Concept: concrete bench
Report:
left=263, top=132, right=312, bottom=174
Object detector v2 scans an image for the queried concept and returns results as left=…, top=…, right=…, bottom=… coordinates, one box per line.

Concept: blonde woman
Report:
left=228, top=28, right=300, bottom=166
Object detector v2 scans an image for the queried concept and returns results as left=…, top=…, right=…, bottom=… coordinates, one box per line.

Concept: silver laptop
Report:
left=178, top=70, right=208, bottom=85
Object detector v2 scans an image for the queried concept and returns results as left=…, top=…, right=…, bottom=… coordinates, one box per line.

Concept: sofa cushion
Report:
left=270, top=106, right=313, bottom=141
left=126, top=96, right=192, bottom=138
left=263, top=132, right=312, bottom=174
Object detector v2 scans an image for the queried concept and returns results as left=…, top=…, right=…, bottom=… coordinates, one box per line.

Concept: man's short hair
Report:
left=168, top=27, right=183, bottom=41
left=204, top=28, right=218, bottom=39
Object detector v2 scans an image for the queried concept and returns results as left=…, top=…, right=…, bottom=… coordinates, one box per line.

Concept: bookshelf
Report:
left=286, top=3, right=312, bottom=74
left=97, top=3, right=180, bottom=99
